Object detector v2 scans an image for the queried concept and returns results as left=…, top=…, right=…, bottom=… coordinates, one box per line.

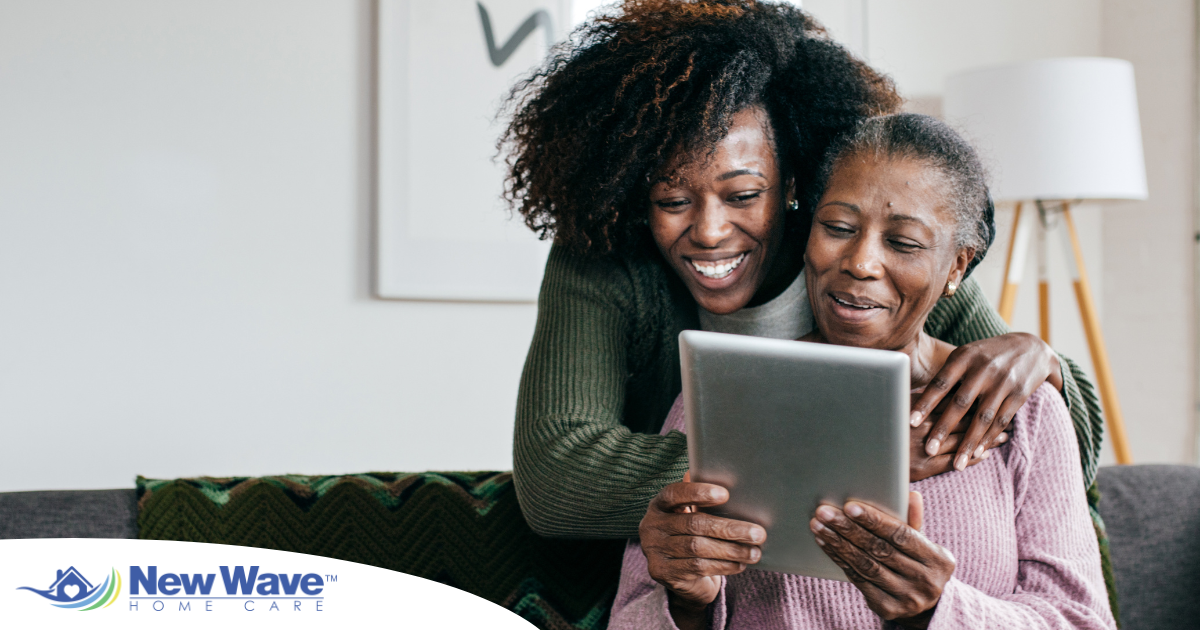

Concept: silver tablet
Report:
left=679, top=330, right=910, bottom=581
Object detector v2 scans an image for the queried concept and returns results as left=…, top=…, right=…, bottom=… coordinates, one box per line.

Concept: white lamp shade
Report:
left=944, top=57, right=1148, bottom=202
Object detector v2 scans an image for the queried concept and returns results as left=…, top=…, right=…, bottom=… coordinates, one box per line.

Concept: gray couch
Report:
left=2, top=465, right=1197, bottom=629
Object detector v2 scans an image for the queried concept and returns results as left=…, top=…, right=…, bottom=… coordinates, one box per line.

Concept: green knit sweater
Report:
left=514, top=244, right=1105, bottom=539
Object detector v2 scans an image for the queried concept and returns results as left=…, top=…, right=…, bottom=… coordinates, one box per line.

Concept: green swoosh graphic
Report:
left=81, top=569, right=118, bottom=611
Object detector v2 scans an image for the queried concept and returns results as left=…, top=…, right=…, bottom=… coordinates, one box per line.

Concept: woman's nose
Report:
left=689, top=201, right=734, bottom=248
left=844, top=238, right=883, bottom=279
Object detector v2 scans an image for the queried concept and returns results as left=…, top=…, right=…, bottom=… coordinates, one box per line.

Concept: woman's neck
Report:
left=746, top=240, right=804, bottom=308
left=907, top=333, right=956, bottom=389
left=799, top=329, right=955, bottom=389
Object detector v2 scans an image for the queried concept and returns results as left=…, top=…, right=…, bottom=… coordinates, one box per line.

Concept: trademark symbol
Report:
left=325, top=575, right=337, bottom=583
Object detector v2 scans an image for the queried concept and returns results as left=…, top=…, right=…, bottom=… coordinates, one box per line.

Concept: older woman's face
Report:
left=648, top=108, right=791, bottom=315
left=805, top=154, right=972, bottom=351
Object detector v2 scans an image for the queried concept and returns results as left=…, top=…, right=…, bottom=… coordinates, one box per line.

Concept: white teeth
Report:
left=833, top=295, right=877, bottom=310
left=691, top=254, right=746, bottom=279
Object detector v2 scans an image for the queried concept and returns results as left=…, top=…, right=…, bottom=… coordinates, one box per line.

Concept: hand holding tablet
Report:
left=637, top=472, right=765, bottom=622
left=810, top=492, right=957, bottom=627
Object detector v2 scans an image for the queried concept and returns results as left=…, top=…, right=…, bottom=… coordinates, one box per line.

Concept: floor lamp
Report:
left=945, top=58, right=1148, bottom=464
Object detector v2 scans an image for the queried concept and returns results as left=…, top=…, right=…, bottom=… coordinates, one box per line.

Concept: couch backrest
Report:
left=1098, top=464, right=1200, bottom=630
left=0, top=489, right=136, bottom=539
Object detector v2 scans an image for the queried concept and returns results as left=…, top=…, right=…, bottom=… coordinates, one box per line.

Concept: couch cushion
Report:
left=0, top=489, right=137, bottom=539
left=1098, top=464, right=1200, bottom=630
left=137, top=472, right=624, bottom=630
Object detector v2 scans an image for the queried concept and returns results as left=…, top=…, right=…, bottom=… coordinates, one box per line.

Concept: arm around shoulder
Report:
left=924, top=277, right=1105, bottom=488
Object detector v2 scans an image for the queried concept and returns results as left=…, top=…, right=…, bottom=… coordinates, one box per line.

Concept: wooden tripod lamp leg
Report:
left=998, top=202, right=1028, bottom=324
left=1036, top=213, right=1051, bottom=344
left=1059, top=204, right=1133, bottom=464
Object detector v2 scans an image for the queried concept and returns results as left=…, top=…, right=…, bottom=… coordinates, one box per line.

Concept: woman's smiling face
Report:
left=648, top=107, right=793, bottom=315
left=805, top=153, right=973, bottom=351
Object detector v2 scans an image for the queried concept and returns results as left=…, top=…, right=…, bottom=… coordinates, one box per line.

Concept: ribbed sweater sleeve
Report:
left=513, top=246, right=689, bottom=538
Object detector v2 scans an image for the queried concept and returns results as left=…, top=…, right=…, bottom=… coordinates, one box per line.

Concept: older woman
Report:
left=504, top=0, right=1104, bottom=552
left=611, top=114, right=1116, bottom=629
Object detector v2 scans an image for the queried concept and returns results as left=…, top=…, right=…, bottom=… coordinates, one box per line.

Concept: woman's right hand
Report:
left=909, top=391, right=1011, bottom=481
left=909, top=417, right=1009, bottom=481
left=639, top=475, right=766, bottom=627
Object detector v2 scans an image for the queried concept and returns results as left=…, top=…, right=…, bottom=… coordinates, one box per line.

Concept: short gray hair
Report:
left=812, top=113, right=995, bottom=278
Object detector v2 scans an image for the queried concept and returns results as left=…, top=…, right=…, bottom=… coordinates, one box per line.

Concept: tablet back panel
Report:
left=680, top=330, right=910, bottom=581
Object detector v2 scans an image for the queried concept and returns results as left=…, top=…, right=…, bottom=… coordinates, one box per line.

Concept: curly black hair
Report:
left=500, top=0, right=901, bottom=257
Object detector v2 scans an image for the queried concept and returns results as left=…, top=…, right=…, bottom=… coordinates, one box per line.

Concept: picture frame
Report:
left=375, top=0, right=569, bottom=301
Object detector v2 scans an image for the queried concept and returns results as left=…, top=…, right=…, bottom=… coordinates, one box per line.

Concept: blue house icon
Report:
left=48, top=567, right=94, bottom=601
left=19, top=566, right=96, bottom=603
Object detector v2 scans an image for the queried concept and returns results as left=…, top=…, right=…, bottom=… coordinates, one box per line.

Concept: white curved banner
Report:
left=0, top=539, right=535, bottom=628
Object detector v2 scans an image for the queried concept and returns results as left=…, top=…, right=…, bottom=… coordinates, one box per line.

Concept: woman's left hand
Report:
left=810, top=492, right=955, bottom=629
left=909, top=332, right=1062, bottom=472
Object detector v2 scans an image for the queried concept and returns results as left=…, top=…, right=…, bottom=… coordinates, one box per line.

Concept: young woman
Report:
left=502, top=0, right=1104, bottom=547
left=611, top=113, right=1115, bottom=630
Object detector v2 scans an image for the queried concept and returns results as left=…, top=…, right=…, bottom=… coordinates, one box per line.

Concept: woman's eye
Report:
left=729, top=191, right=763, bottom=204
left=822, top=222, right=854, bottom=236
left=653, top=199, right=690, bottom=212
left=889, top=239, right=923, bottom=251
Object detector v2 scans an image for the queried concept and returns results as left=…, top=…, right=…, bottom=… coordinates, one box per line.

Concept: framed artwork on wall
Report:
left=376, top=0, right=570, bottom=301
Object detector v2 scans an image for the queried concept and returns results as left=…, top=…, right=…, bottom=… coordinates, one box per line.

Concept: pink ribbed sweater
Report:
left=609, top=384, right=1116, bottom=630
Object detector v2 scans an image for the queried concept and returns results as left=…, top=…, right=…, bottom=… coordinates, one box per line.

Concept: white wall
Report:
left=0, top=0, right=538, bottom=492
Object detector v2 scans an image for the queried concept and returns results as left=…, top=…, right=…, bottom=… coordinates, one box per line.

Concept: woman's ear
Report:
left=783, top=177, right=802, bottom=214
left=943, top=248, right=975, bottom=297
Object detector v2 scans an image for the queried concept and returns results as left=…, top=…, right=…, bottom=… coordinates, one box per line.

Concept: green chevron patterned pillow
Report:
left=137, top=472, right=624, bottom=630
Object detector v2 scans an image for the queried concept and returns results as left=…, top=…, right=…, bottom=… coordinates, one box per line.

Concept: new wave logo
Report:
left=18, top=566, right=122, bottom=610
